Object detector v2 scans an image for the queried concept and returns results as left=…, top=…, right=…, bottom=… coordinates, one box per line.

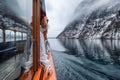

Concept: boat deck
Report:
left=0, top=54, right=22, bottom=80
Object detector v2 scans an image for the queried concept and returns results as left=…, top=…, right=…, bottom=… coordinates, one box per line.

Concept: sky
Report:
left=16, top=0, right=32, bottom=23
left=45, top=0, right=112, bottom=37
left=45, top=0, right=82, bottom=37
left=10, top=0, right=118, bottom=38
left=16, top=0, right=82, bottom=37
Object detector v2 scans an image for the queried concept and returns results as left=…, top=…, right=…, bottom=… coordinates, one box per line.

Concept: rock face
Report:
left=57, top=0, right=120, bottom=39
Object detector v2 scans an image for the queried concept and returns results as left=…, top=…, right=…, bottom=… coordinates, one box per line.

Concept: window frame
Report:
left=23, top=33, right=27, bottom=40
left=16, top=31, right=22, bottom=41
left=0, top=29, right=3, bottom=42
left=5, top=30, right=15, bottom=42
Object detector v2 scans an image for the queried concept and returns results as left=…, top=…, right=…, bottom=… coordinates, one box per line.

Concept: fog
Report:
left=15, top=0, right=82, bottom=37
left=16, top=0, right=32, bottom=23
left=45, top=0, right=114, bottom=37
left=2, top=0, right=118, bottom=37
left=45, top=0, right=82, bottom=37
left=73, top=0, right=114, bottom=21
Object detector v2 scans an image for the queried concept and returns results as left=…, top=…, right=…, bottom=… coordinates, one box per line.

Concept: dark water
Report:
left=48, top=39, right=120, bottom=80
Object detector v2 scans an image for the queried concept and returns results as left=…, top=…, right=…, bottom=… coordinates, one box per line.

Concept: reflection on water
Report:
left=49, top=39, right=120, bottom=80
left=59, top=39, right=120, bottom=65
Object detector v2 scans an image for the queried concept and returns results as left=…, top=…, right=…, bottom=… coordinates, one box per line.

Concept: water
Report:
left=48, top=39, right=120, bottom=80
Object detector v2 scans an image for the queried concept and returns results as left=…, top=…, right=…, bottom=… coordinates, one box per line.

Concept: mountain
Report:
left=57, top=0, right=120, bottom=39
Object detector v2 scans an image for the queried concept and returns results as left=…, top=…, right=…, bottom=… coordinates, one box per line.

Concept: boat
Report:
left=0, top=0, right=57, bottom=80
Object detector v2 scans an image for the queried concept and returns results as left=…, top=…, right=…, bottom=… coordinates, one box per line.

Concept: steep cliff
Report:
left=58, top=0, right=120, bottom=39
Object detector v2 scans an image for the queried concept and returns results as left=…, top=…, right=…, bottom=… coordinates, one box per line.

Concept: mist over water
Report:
left=49, top=39, right=120, bottom=80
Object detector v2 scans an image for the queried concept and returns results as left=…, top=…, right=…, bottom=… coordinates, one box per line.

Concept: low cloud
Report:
left=45, top=0, right=82, bottom=37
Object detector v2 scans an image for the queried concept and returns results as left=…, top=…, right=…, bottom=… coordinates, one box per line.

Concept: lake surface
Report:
left=48, top=39, right=120, bottom=80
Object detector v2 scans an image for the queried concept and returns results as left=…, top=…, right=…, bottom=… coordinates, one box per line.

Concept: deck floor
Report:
left=0, top=54, right=22, bottom=80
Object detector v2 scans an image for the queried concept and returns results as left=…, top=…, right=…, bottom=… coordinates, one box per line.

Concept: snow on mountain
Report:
left=57, top=0, right=120, bottom=39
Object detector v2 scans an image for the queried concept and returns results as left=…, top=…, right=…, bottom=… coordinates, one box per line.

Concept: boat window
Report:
left=23, top=33, right=27, bottom=40
left=5, top=30, right=14, bottom=42
left=16, top=32, right=22, bottom=41
left=0, top=29, right=2, bottom=42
